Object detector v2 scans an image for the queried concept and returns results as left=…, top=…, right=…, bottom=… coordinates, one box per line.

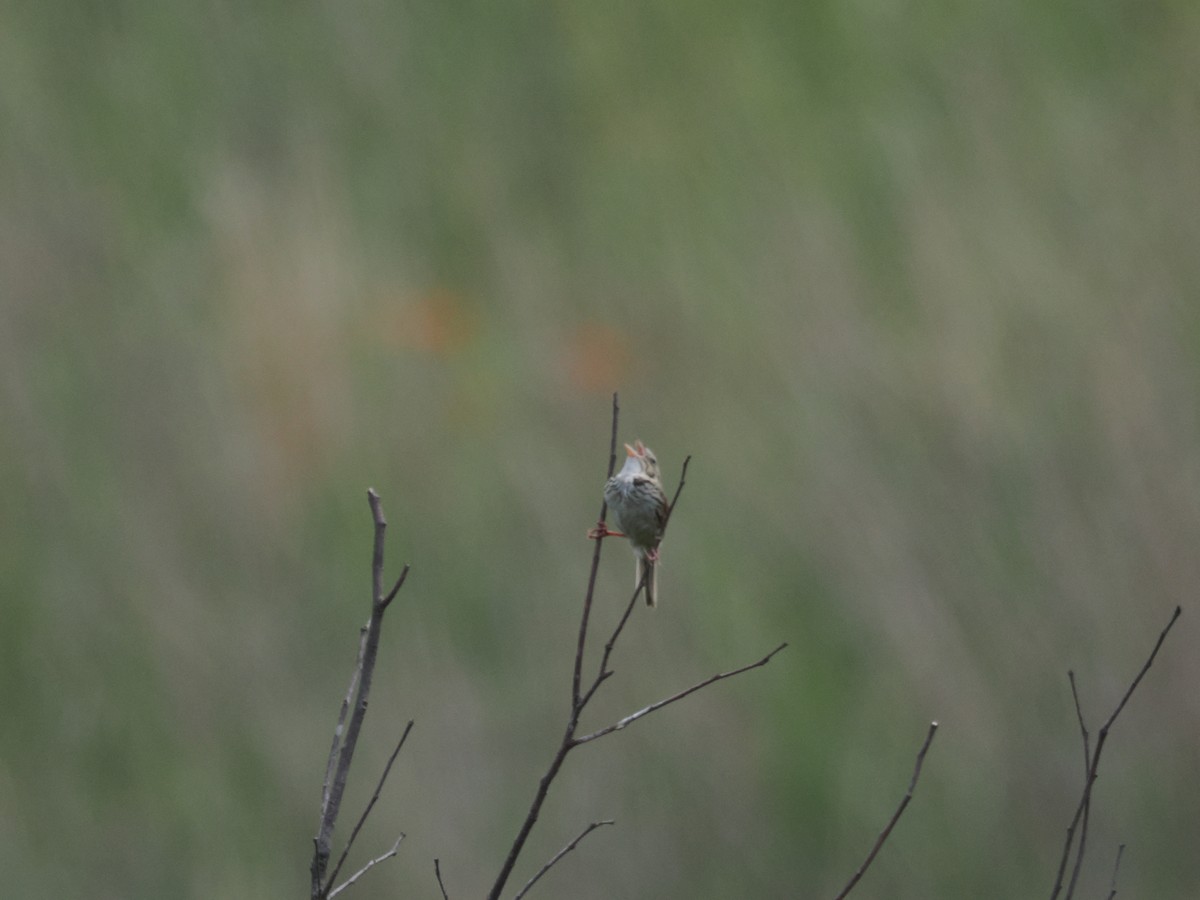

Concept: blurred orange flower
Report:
left=564, top=322, right=631, bottom=392
left=384, top=288, right=477, bottom=357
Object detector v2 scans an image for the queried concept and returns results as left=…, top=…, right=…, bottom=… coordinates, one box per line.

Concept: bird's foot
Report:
left=587, top=522, right=626, bottom=540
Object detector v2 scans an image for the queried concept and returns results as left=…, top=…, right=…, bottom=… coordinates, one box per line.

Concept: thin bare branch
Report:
left=1105, top=844, right=1125, bottom=900
left=1068, top=672, right=1090, bottom=768
left=663, top=454, right=692, bottom=524
left=573, top=392, right=621, bottom=707
left=832, top=721, right=939, bottom=900
left=327, top=834, right=404, bottom=900
left=311, top=490, right=410, bottom=899
left=1049, top=606, right=1181, bottom=900
left=1064, top=672, right=1092, bottom=897
left=324, top=721, right=415, bottom=893
left=513, top=821, right=615, bottom=900
left=575, top=643, right=788, bottom=745
left=488, top=397, right=621, bottom=900
left=579, top=573, right=648, bottom=709
left=435, top=858, right=449, bottom=900
left=322, top=627, right=369, bottom=819
left=1099, top=606, right=1181, bottom=734
left=381, top=565, right=410, bottom=611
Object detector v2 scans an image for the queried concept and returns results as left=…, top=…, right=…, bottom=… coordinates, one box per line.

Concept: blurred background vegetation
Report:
left=3, top=1, right=1199, bottom=897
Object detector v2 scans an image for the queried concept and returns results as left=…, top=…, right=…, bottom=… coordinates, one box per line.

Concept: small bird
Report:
left=597, top=440, right=669, bottom=606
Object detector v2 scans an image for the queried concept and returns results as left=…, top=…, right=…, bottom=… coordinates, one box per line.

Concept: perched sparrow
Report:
left=598, top=440, right=669, bottom=607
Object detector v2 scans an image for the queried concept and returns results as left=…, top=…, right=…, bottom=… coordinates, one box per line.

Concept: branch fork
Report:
left=310, top=490, right=412, bottom=900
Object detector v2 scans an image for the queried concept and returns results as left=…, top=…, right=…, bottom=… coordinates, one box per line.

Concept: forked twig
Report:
left=1049, top=606, right=1181, bottom=900
left=574, top=643, right=789, bottom=745
left=513, top=820, right=615, bottom=900
left=833, top=721, right=939, bottom=900
left=327, top=834, right=405, bottom=900
left=325, top=721, right=415, bottom=892
left=310, top=491, right=412, bottom=900
left=484, top=394, right=785, bottom=900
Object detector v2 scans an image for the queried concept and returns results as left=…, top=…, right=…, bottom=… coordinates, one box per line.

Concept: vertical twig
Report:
left=1105, top=844, right=1125, bottom=899
left=486, top=396, right=622, bottom=900
left=573, top=392, right=621, bottom=707
left=435, top=858, right=449, bottom=899
left=310, top=490, right=410, bottom=899
left=1064, top=673, right=1091, bottom=897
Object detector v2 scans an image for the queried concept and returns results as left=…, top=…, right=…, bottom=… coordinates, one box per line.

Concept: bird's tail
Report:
left=637, top=553, right=657, bottom=608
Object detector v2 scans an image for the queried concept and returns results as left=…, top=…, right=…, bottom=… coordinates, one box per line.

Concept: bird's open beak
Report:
left=624, top=443, right=637, bottom=457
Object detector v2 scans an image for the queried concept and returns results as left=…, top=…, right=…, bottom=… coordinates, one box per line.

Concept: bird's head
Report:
left=619, top=440, right=660, bottom=480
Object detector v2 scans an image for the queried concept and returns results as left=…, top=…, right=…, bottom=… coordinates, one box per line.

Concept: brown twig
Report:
left=310, top=490, right=411, bottom=900
left=573, top=393, right=621, bottom=708
left=1049, top=606, right=1181, bottom=900
left=321, top=628, right=368, bottom=821
left=579, top=570, right=649, bottom=709
left=832, top=721, right=939, bottom=900
left=434, top=858, right=449, bottom=899
left=327, top=834, right=405, bottom=900
left=663, top=454, right=692, bottom=524
left=1105, top=844, right=1125, bottom=899
left=574, top=643, right=789, bottom=745
left=484, top=395, right=784, bottom=900
left=325, top=721, right=415, bottom=893
left=513, top=820, right=615, bottom=900
left=1064, top=673, right=1091, bottom=897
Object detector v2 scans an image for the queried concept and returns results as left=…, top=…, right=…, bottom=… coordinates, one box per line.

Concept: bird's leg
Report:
left=645, top=546, right=660, bottom=562
left=587, top=522, right=626, bottom=540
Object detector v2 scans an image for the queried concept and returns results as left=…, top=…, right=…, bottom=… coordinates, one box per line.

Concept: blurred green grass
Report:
left=3, top=1, right=1199, bottom=897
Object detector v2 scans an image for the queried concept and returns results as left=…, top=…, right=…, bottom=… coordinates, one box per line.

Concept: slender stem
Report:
left=1098, top=606, right=1181, bottom=734
left=321, top=628, right=369, bottom=820
left=485, top=731, right=577, bottom=900
left=576, top=643, right=788, bottom=745
left=327, top=834, right=405, bottom=900
left=434, top=858, right=449, bottom=900
left=311, top=491, right=409, bottom=899
left=1105, top=844, right=1126, bottom=900
left=832, top=722, right=939, bottom=900
left=664, top=455, right=692, bottom=525
left=324, top=721, right=414, bottom=893
left=580, top=575, right=647, bottom=709
left=513, top=821, right=615, bottom=900
left=573, top=393, right=620, bottom=707
left=1049, top=606, right=1181, bottom=900
left=1064, top=674, right=1091, bottom=899
left=488, top=397, right=621, bottom=900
